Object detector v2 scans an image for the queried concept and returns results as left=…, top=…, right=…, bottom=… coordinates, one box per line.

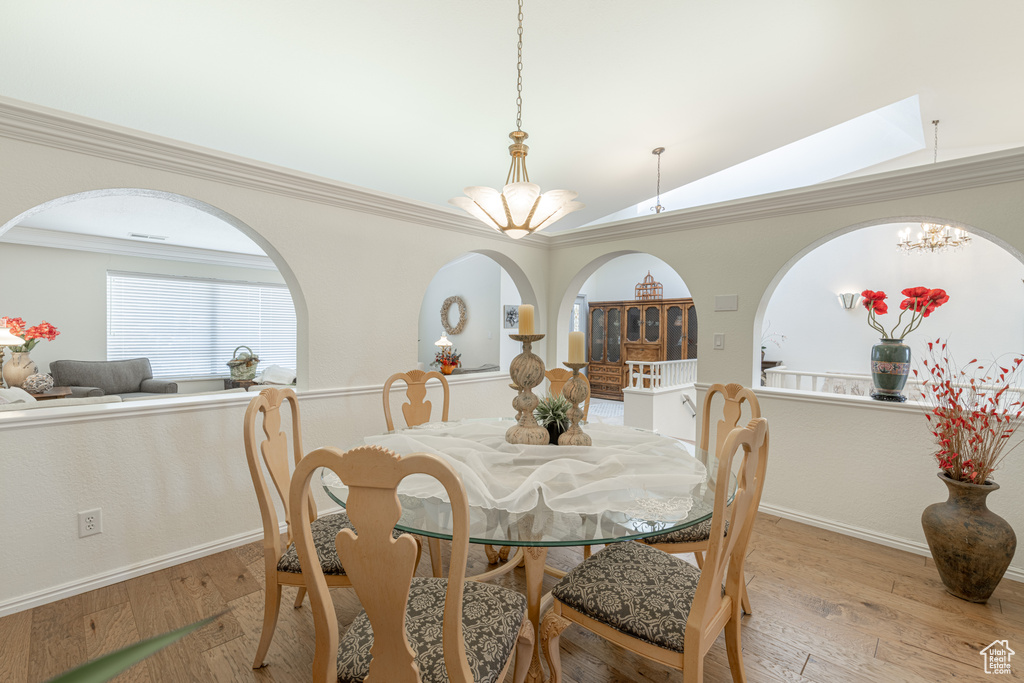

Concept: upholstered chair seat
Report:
left=551, top=542, right=701, bottom=653
left=337, top=578, right=528, bottom=683
left=277, top=513, right=404, bottom=575
left=640, top=502, right=728, bottom=545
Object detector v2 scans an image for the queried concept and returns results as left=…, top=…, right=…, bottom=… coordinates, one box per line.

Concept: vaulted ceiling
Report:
left=3, top=0, right=1023, bottom=235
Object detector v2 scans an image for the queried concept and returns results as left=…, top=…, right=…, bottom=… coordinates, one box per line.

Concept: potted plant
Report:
left=915, top=340, right=1024, bottom=602
left=535, top=393, right=571, bottom=444
left=860, top=287, right=948, bottom=401
left=431, top=346, right=461, bottom=375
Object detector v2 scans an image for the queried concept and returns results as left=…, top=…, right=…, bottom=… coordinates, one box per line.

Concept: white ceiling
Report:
left=16, top=195, right=265, bottom=255
left=3, top=0, right=1024, bottom=237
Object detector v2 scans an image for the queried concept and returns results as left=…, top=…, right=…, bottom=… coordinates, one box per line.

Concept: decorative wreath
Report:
left=441, top=296, right=468, bottom=335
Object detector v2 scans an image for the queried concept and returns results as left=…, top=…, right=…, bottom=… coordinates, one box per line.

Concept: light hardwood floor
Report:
left=3, top=514, right=1022, bottom=682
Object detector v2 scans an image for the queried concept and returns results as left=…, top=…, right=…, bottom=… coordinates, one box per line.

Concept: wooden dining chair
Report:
left=243, top=388, right=418, bottom=669
left=545, top=367, right=591, bottom=421
left=638, top=382, right=760, bottom=614
left=289, top=445, right=535, bottom=683
left=383, top=369, right=450, bottom=431
left=542, top=418, right=770, bottom=683
left=382, top=369, right=453, bottom=577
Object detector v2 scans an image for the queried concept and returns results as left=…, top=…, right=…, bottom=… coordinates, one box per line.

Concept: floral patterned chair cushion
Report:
left=337, top=577, right=528, bottom=683
left=551, top=541, right=703, bottom=653
left=639, top=501, right=728, bottom=545
left=277, top=513, right=405, bottom=575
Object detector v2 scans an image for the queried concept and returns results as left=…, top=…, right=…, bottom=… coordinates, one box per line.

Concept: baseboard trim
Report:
left=1, top=519, right=280, bottom=618
left=759, top=502, right=1024, bottom=584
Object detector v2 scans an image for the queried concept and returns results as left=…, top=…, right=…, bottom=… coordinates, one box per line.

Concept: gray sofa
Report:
left=49, top=358, right=178, bottom=398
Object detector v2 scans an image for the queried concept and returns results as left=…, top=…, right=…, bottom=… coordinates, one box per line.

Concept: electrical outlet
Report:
left=79, top=509, right=102, bottom=537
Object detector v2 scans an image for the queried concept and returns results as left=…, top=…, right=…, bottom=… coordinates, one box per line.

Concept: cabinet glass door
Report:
left=666, top=305, right=683, bottom=361
left=625, top=305, right=642, bottom=343
left=607, top=308, right=622, bottom=363
left=686, top=306, right=698, bottom=359
left=644, top=305, right=661, bottom=343
left=590, top=308, right=605, bottom=362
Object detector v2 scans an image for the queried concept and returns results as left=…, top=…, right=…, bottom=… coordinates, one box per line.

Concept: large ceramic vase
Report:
left=921, top=473, right=1016, bottom=603
left=870, top=338, right=910, bottom=402
left=2, top=351, right=38, bottom=389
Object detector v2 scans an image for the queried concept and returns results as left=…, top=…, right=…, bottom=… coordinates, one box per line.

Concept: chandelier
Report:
left=450, top=0, right=582, bottom=239
left=896, top=120, right=972, bottom=254
left=897, top=223, right=972, bottom=254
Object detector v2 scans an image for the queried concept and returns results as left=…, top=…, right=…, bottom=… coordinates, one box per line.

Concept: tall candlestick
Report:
left=568, top=331, right=585, bottom=364
left=518, top=304, right=535, bottom=334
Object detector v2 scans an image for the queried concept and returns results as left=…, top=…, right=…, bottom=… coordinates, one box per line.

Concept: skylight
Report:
left=590, top=95, right=925, bottom=226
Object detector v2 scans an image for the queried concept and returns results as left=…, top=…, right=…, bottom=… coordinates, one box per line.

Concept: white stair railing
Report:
left=626, top=359, right=698, bottom=390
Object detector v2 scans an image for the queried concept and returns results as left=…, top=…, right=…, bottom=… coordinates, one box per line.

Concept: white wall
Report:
left=0, top=240, right=286, bottom=391
left=762, top=223, right=1024, bottom=371
left=6, top=100, right=1024, bottom=615
left=417, top=254, right=502, bottom=370
left=579, top=253, right=690, bottom=302
left=498, top=267, right=522, bottom=370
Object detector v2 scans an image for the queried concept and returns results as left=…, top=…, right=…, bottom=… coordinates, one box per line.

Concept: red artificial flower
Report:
left=861, top=290, right=888, bottom=314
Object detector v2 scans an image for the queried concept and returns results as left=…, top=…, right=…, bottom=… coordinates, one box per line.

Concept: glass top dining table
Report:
left=320, top=418, right=734, bottom=548
left=320, top=417, right=733, bottom=683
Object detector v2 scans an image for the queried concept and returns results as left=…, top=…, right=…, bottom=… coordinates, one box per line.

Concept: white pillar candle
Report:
left=568, top=331, right=585, bottom=363
left=518, top=304, right=535, bottom=334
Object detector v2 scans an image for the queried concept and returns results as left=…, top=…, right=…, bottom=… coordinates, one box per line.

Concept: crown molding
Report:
left=0, top=96, right=547, bottom=249
left=0, top=226, right=278, bottom=270
left=547, top=146, right=1024, bottom=248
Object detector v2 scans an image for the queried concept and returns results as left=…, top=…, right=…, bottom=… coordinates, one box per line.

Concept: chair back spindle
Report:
left=698, top=382, right=760, bottom=467
left=383, top=370, right=450, bottom=431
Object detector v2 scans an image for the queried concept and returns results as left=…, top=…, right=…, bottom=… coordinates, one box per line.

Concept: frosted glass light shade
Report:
left=451, top=182, right=583, bottom=239
left=0, top=328, right=24, bottom=346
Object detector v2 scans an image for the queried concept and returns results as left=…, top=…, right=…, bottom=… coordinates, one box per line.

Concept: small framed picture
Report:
left=503, top=305, right=519, bottom=329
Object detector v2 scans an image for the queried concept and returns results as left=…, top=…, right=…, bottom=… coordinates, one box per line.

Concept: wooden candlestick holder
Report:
left=558, top=362, right=592, bottom=446
left=506, top=334, right=549, bottom=445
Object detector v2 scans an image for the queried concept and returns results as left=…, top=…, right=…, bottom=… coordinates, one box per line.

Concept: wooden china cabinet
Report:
left=587, top=297, right=697, bottom=400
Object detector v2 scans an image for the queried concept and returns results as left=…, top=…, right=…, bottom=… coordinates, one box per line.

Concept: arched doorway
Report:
left=0, top=189, right=307, bottom=390
left=417, top=251, right=535, bottom=373
left=756, top=218, right=1024, bottom=390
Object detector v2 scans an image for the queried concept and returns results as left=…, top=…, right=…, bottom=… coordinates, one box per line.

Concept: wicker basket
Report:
left=227, top=345, right=260, bottom=381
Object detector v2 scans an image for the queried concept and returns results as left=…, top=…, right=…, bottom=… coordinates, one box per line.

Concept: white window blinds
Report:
left=107, top=271, right=297, bottom=378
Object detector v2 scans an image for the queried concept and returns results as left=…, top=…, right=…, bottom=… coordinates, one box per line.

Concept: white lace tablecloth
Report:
left=324, top=419, right=706, bottom=519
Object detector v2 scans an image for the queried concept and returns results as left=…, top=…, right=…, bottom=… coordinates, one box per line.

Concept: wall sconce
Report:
left=837, top=293, right=860, bottom=310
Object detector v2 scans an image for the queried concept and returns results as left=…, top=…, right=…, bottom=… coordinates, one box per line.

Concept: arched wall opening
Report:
left=0, top=188, right=309, bottom=390
left=755, top=217, right=1024, bottom=387
left=555, top=252, right=697, bottom=402
left=416, top=250, right=537, bottom=373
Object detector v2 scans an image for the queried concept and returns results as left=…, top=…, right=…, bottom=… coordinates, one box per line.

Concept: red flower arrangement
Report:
left=432, top=346, right=461, bottom=369
left=915, top=340, right=1024, bottom=484
left=861, top=287, right=949, bottom=339
left=1, top=317, right=60, bottom=353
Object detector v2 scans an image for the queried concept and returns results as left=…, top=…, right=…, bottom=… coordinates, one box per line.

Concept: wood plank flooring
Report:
left=3, top=514, right=1020, bottom=682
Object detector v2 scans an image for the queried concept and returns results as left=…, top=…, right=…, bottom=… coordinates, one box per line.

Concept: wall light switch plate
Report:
left=714, top=295, right=739, bottom=311
left=713, top=333, right=725, bottom=350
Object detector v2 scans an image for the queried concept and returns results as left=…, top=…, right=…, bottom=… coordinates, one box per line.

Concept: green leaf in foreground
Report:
left=46, top=614, right=219, bottom=683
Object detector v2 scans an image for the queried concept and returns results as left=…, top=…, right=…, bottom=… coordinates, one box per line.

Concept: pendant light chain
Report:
left=651, top=147, right=666, bottom=213
left=932, top=119, right=940, bottom=164
left=515, top=0, right=524, bottom=132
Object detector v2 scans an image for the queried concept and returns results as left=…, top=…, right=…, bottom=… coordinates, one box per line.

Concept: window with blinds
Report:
left=107, top=271, right=297, bottom=379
